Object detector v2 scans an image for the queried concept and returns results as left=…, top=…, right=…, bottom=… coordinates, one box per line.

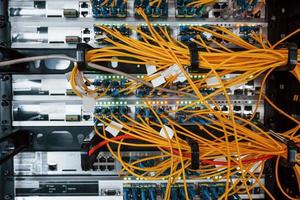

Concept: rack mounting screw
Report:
left=4, top=195, right=12, bottom=200
left=3, top=170, right=10, bottom=176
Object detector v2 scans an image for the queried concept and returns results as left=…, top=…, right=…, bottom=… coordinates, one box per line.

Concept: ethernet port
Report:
left=99, top=157, right=106, bottom=163
left=107, top=157, right=114, bottom=163
left=107, top=165, right=115, bottom=171
left=81, top=11, right=88, bottom=17
left=83, top=115, right=91, bottom=121
left=80, top=2, right=88, bottom=8
left=83, top=37, right=90, bottom=43
left=100, top=165, right=106, bottom=171
left=83, top=28, right=90, bottom=35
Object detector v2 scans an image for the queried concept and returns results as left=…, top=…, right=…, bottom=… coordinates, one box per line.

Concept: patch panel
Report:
left=94, top=106, right=130, bottom=122
left=137, top=24, right=171, bottom=42
left=178, top=24, right=262, bottom=46
left=91, top=0, right=127, bottom=18
left=134, top=0, right=168, bottom=18
left=94, top=24, right=131, bottom=44
left=10, top=23, right=267, bottom=48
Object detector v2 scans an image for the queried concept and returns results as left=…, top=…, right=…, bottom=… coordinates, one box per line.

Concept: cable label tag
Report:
left=105, top=121, right=123, bottom=137
left=206, top=76, right=220, bottom=87
left=82, top=96, right=96, bottom=115
left=159, top=125, right=174, bottom=139
left=146, top=64, right=157, bottom=75
left=40, top=103, right=66, bottom=120
left=151, top=75, right=166, bottom=87
left=162, top=64, right=181, bottom=78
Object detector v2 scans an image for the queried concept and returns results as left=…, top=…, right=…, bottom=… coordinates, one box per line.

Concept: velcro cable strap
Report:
left=188, top=43, right=200, bottom=73
left=76, top=43, right=94, bottom=71
left=189, top=140, right=200, bottom=170
left=276, top=42, right=298, bottom=71
left=287, top=42, right=298, bottom=71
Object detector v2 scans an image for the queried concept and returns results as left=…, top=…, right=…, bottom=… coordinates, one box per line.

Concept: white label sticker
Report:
left=105, top=121, right=123, bottom=137
left=146, top=64, right=157, bottom=75
left=40, top=103, right=66, bottom=120
left=159, top=125, right=174, bottom=139
left=162, top=64, right=182, bottom=78
left=41, top=79, right=67, bottom=94
left=151, top=75, right=166, bottom=88
left=206, top=76, right=220, bottom=86
left=173, top=72, right=187, bottom=83
left=203, top=32, right=213, bottom=40
left=82, top=96, right=96, bottom=115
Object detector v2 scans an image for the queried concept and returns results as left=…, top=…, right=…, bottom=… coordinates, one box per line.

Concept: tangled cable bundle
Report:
left=0, top=4, right=298, bottom=198
left=70, top=8, right=300, bottom=101
left=63, top=7, right=300, bottom=200
left=90, top=101, right=300, bottom=200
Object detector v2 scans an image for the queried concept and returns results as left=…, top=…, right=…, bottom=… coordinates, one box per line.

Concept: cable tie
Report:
left=276, top=42, right=298, bottom=71
left=286, top=140, right=297, bottom=167
left=188, top=140, right=200, bottom=170
left=287, top=42, right=298, bottom=71
left=188, top=43, right=200, bottom=73
left=76, top=43, right=93, bottom=71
